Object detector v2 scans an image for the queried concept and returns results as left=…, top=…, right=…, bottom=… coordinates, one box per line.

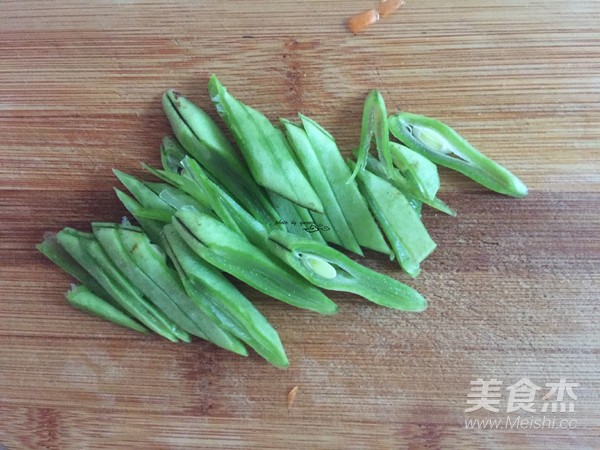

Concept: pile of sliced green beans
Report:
left=38, top=76, right=527, bottom=367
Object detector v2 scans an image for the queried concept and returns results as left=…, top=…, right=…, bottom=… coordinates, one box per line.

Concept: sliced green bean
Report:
left=365, top=155, right=456, bottom=216
left=267, top=230, right=427, bottom=312
left=208, top=75, right=324, bottom=213
left=160, top=136, right=187, bottom=174
left=282, top=119, right=361, bottom=254
left=56, top=228, right=187, bottom=342
left=93, top=223, right=248, bottom=356
left=66, top=285, right=149, bottom=334
left=349, top=89, right=392, bottom=182
left=351, top=161, right=437, bottom=278
left=142, top=163, right=207, bottom=207
left=299, top=114, right=390, bottom=255
left=145, top=181, right=208, bottom=215
left=162, top=225, right=288, bottom=368
left=268, top=191, right=327, bottom=243
left=92, top=223, right=202, bottom=336
left=172, top=208, right=338, bottom=315
left=390, top=142, right=440, bottom=201
left=113, top=170, right=173, bottom=214
left=37, top=233, right=112, bottom=301
left=114, top=188, right=164, bottom=243
left=182, top=157, right=271, bottom=250
left=388, top=112, right=528, bottom=198
left=162, top=89, right=281, bottom=226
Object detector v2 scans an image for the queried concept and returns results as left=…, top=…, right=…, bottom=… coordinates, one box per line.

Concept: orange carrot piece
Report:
left=377, top=0, right=405, bottom=19
left=347, top=9, right=379, bottom=33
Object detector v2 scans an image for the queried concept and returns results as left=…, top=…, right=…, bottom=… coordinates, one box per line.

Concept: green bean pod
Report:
left=349, top=89, right=393, bottom=182
left=162, top=89, right=281, bottom=226
left=208, top=75, right=324, bottom=213
left=162, top=225, right=289, bottom=368
left=267, top=230, right=427, bottom=312
left=66, top=285, right=149, bottom=334
left=38, top=233, right=113, bottom=302
left=56, top=228, right=188, bottom=342
left=388, top=112, right=528, bottom=198
left=160, top=136, right=188, bottom=174
left=389, top=142, right=440, bottom=201
left=142, top=163, right=209, bottom=209
left=282, top=119, right=361, bottom=254
left=114, top=188, right=164, bottom=243
left=93, top=223, right=248, bottom=356
left=299, top=114, right=390, bottom=255
left=365, top=155, right=455, bottom=216
left=351, top=161, right=437, bottom=278
left=172, top=207, right=338, bottom=315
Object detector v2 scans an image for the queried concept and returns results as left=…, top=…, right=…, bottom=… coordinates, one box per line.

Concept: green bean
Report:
left=37, top=233, right=112, bottom=302
left=351, top=161, right=437, bottom=277
left=172, top=207, right=338, bottom=315
left=93, top=223, right=248, bottom=356
left=267, top=191, right=327, bottom=243
left=390, top=142, right=440, bottom=201
left=66, top=285, right=149, bottom=334
left=113, top=170, right=173, bottom=213
left=182, top=157, right=270, bottom=249
left=299, top=114, right=390, bottom=255
left=349, top=89, right=393, bottom=182
left=162, top=225, right=289, bottom=368
left=282, top=119, right=361, bottom=254
left=267, top=230, right=427, bottom=312
left=56, top=228, right=187, bottom=342
left=208, top=75, right=324, bottom=213
left=162, top=89, right=281, bottom=226
left=142, top=163, right=209, bottom=208
left=365, top=155, right=456, bottom=216
left=388, top=112, right=528, bottom=198
left=92, top=224, right=201, bottom=335
left=114, top=188, right=164, bottom=243
left=145, top=182, right=208, bottom=214
left=160, top=136, right=187, bottom=174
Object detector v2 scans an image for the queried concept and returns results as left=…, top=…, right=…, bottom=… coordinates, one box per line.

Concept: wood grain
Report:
left=1, top=1, right=599, bottom=448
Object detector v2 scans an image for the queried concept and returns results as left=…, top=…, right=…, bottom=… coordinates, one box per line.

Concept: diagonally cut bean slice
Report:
left=92, top=223, right=204, bottom=336
left=172, top=207, right=338, bottom=315
left=113, top=170, right=173, bottom=214
left=208, top=75, right=324, bottom=213
left=349, top=89, right=392, bottom=182
left=94, top=222, right=248, bottom=356
left=56, top=228, right=187, bottom=342
left=162, top=225, right=288, bottom=368
left=160, top=136, right=188, bottom=174
left=267, top=230, right=427, bottom=312
left=37, top=233, right=112, bottom=301
left=66, top=285, right=149, bottom=334
left=114, top=188, right=164, bottom=243
left=282, top=119, right=361, bottom=254
left=389, top=142, right=440, bottom=201
left=162, top=89, right=281, bottom=226
left=389, top=112, right=528, bottom=198
left=300, top=114, right=390, bottom=255
left=142, top=163, right=210, bottom=209
left=351, top=161, right=437, bottom=277
left=365, top=155, right=456, bottom=216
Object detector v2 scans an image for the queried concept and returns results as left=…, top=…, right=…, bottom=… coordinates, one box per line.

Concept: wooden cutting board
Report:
left=1, top=1, right=599, bottom=448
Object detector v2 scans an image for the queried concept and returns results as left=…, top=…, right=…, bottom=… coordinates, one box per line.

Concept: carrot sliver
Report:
left=377, top=0, right=405, bottom=19
left=347, top=9, right=379, bottom=33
